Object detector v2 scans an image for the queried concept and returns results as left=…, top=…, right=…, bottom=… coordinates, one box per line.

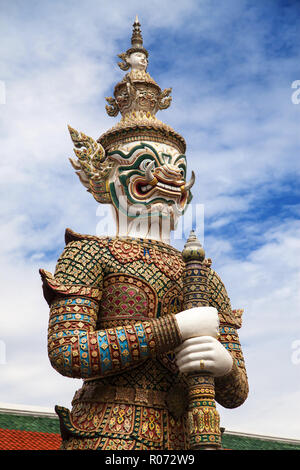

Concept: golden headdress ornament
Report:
left=118, top=15, right=149, bottom=71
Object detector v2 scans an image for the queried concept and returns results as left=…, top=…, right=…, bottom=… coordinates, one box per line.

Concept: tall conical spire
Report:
left=118, top=16, right=149, bottom=71
left=131, top=15, right=144, bottom=50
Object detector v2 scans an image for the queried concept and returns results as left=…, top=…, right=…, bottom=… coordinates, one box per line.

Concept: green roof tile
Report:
left=0, top=412, right=60, bottom=434
left=222, top=433, right=300, bottom=450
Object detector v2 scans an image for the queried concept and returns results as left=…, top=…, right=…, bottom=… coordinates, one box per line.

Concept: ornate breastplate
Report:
left=97, top=238, right=184, bottom=328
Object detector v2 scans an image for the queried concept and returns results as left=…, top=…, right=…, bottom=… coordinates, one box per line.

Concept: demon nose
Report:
left=156, top=164, right=183, bottom=182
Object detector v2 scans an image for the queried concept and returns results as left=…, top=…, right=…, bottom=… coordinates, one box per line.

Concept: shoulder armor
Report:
left=64, top=227, right=109, bottom=245
left=40, top=230, right=107, bottom=306
left=39, top=269, right=102, bottom=306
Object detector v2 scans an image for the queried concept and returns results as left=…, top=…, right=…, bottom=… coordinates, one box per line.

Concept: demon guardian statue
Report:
left=40, top=18, right=248, bottom=450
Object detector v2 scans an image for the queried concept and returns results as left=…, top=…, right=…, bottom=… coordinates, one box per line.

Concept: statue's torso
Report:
left=58, top=235, right=189, bottom=450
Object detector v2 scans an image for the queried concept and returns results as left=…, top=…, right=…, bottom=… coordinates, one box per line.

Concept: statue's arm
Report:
left=207, top=269, right=249, bottom=408
left=40, top=240, right=182, bottom=379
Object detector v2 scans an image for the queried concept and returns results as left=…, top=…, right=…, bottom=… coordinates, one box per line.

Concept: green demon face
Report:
left=107, top=141, right=194, bottom=230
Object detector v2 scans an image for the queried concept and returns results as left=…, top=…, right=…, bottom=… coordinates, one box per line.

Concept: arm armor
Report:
left=40, top=238, right=182, bottom=379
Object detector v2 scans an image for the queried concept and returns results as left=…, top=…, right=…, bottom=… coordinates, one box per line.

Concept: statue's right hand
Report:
left=175, top=307, right=219, bottom=341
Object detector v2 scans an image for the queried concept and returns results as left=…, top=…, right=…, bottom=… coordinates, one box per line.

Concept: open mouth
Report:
left=134, top=178, right=188, bottom=206
left=137, top=181, right=181, bottom=194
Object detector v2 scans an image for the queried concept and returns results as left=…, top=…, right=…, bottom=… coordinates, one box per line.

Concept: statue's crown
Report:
left=99, top=17, right=186, bottom=154
left=119, top=15, right=149, bottom=64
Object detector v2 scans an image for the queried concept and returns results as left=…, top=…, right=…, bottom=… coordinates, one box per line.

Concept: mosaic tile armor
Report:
left=40, top=228, right=248, bottom=450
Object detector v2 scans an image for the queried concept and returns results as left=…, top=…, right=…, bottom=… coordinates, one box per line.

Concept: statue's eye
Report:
left=139, top=159, right=154, bottom=171
left=179, top=167, right=186, bottom=178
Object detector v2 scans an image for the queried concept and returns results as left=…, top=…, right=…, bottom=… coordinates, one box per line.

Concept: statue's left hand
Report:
left=175, top=336, right=233, bottom=377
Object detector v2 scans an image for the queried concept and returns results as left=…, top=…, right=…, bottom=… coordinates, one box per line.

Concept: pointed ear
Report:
left=117, top=52, right=130, bottom=71
left=67, top=126, right=113, bottom=204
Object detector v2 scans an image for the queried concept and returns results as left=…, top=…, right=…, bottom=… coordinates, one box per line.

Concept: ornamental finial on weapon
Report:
left=182, top=230, right=205, bottom=263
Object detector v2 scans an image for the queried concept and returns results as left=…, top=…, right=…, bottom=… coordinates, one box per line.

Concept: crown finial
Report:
left=131, top=15, right=143, bottom=49
left=117, top=16, right=149, bottom=71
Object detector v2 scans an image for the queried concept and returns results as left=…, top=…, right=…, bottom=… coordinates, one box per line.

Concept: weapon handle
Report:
left=182, top=232, right=221, bottom=450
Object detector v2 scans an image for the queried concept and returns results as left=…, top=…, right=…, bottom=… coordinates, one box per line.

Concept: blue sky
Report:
left=1, top=0, right=300, bottom=439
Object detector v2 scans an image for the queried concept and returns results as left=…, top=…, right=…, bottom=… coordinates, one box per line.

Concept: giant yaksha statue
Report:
left=40, top=18, right=248, bottom=450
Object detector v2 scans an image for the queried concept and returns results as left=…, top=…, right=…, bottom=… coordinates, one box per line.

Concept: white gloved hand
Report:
left=175, top=336, right=233, bottom=377
left=175, top=307, right=219, bottom=341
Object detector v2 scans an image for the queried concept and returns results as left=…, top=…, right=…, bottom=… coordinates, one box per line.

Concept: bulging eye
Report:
left=179, top=168, right=186, bottom=178
left=140, top=159, right=154, bottom=171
